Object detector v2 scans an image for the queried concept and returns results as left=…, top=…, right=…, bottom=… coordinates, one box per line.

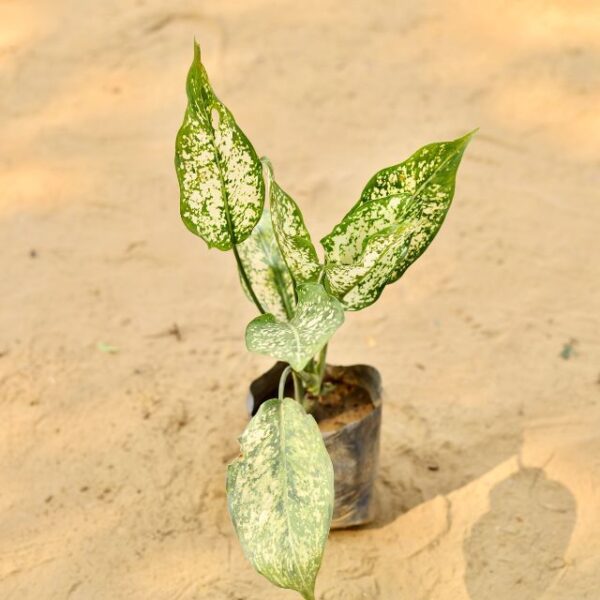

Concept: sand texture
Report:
left=1, top=0, right=599, bottom=598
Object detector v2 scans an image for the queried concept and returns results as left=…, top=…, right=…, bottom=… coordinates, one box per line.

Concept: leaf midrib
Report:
left=409, top=144, right=461, bottom=202
left=282, top=320, right=304, bottom=369
left=277, top=400, right=311, bottom=596
left=323, top=141, right=463, bottom=255
left=326, top=226, right=412, bottom=298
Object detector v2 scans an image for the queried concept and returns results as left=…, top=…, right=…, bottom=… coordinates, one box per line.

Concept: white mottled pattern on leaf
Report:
left=237, top=209, right=295, bottom=319
left=245, top=282, right=344, bottom=371
left=321, top=131, right=474, bottom=309
left=269, top=176, right=321, bottom=283
left=324, top=225, right=414, bottom=310
left=358, top=130, right=475, bottom=282
left=175, top=42, right=264, bottom=250
left=321, top=195, right=416, bottom=265
left=227, top=397, right=334, bottom=600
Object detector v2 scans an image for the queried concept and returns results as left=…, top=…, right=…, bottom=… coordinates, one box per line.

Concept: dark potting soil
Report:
left=310, top=378, right=375, bottom=433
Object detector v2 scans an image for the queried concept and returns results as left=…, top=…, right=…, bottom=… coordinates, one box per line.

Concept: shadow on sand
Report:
left=463, top=467, right=575, bottom=600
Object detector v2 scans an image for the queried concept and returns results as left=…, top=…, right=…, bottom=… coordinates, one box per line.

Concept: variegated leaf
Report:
left=175, top=42, right=264, bottom=250
left=227, top=397, right=334, bottom=600
left=320, top=194, right=417, bottom=310
left=321, top=131, right=474, bottom=309
left=358, top=130, right=475, bottom=282
left=245, top=282, right=344, bottom=371
left=324, top=223, right=414, bottom=310
left=267, top=164, right=321, bottom=283
left=236, top=208, right=295, bottom=319
left=321, top=194, right=416, bottom=265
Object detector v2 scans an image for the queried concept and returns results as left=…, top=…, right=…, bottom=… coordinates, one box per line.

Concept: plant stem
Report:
left=315, top=343, right=328, bottom=394
left=271, top=260, right=294, bottom=319
left=278, top=365, right=293, bottom=401
left=317, top=266, right=325, bottom=284
left=232, top=242, right=266, bottom=314
left=291, top=371, right=306, bottom=406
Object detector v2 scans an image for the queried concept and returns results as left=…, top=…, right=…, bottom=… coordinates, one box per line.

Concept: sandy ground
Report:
left=1, top=0, right=599, bottom=598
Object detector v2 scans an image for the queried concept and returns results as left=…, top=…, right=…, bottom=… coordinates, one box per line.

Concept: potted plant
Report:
left=175, top=42, right=474, bottom=600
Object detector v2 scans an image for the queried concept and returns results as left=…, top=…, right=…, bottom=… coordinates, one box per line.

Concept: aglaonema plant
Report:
left=175, top=41, right=474, bottom=599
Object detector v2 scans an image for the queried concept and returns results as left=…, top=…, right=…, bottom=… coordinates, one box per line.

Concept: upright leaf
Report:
left=321, top=195, right=418, bottom=309
left=227, top=397, right=334, bottom=600
left=324, top=223, right=414, bottom=310
left=266, top=163, right=321, bottom=283
left=358, top=130, right=475, bottom=282
left=236, top=208, right=295, bottom=319
left=321, top=131, right=475, bottom=309
left=175, top=42, right=264, bottom=250
left=321, top=194, right=416, bottom=266
left=245, top=282, right=344, bottom=371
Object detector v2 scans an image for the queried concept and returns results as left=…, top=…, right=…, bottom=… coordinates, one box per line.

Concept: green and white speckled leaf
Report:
left=320, top=195, right=418, bottom=310
left=175, top=42, right=264, bottom=250
left=321, top=131, right=474, bottom=309
left=245, top=282, right=344, bottom=371
left=227, top=397, right=334, bottom=600
left=358, top=130, right=475, bottom=282
left=324, top=222, right=415, bottom=310
left=268, top=168, right=321, bottom=283
left=237, top=208, right=295, bottom=319
left=321, top=194, right=416, bottom=265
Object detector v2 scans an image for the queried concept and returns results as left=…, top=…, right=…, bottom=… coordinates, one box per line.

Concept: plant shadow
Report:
left=365, top=427, right=523, bottom=529
left=463, top=467, right=576, bottom=599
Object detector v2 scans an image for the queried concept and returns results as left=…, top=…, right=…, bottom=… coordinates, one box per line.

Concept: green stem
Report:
left=273, top=266, right=294, bottom=319
left=278, top=365, right=293, bottom=401
left=315, top=343, right=328, bottom=394
left=317, top=266, right=325, bottom=284
left=291, top=371, right=305, bottom=406
left=232, top=242, right=266, bottom=314
left=301, top=344, right=329, bottom=397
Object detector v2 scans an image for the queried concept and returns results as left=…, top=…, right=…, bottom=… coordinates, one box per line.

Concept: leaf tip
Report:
left=193, top=38, right=201, bottom=61
left=460, top=128, right=479, bottom=144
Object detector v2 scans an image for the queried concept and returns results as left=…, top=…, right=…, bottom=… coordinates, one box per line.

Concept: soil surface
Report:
left=1, top=1, right=599, bottom=599
left=313, top=379, right=375, bottom=433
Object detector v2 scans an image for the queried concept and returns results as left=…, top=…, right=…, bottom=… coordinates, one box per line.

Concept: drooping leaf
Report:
left=236, top=208, right=295, bottom=319
left=266, top=163, right=321, bottom=283
left=245, top=282, right=344, bottom=371
left=227, top=397, right=334, bottom=600
left=175, top=42, right=264, bottom=250
left=320, top=131, right=474, bottom=309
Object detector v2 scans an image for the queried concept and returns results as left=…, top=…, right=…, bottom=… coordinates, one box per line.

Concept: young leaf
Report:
left=321, top=131, right=474, bottom=307
left=236, top=208, right=295, bottom=319
left=267, top=165, right=321, bottom=283
left=245, top=282, right=344, bottom=371
left=227, top=397, right=334, bottom=600
left=175, top=42, right=264, bottom=250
